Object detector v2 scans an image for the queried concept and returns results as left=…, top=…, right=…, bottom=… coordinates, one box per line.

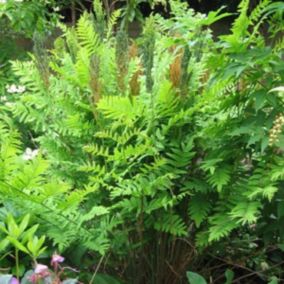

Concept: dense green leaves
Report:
left=0, top=0, right=283, bottom=282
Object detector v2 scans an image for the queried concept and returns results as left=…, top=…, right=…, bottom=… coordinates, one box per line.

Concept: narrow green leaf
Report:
left=7, top=236, right=29, bottom=254
left=19, top=214, right=30, bottom=234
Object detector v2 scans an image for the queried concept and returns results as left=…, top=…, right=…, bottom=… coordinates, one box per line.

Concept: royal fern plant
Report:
left=3, top=0, right=284, bottom=282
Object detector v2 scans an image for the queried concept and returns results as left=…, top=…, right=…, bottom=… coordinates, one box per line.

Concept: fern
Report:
left=97, top=96, right=143, bottom=124
left=230, top=201, right=261, bottom=225
left=4, top=2, right=284, bottom=281
left=154, top=214, right=187, bottom=236
left=209, top=213, right=238, bottom=242
left=207, top=167, right=231, bottom=192
left=231, top=0, right=250, bottom=39
left=76, top=13, right=100, bottom=58
left=189, top=195, right=212, bottom=228
left=249, top=0, right=272, bottom=24
left=106, top=9, right=121, bottom=39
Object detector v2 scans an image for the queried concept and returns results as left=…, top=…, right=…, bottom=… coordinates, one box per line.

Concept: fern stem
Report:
left=89, top=255, right=104, bottom=284
left=15, top=248, right=19, bottom=280
left=71, top=0, right=76, bottom=26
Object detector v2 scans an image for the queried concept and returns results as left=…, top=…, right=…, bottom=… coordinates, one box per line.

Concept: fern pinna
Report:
left=3, top=0, right=284, bottom=283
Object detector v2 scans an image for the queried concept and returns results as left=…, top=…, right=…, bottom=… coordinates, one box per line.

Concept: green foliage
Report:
left=224, top=269, right=234, bottom=284
left=187, top=271, right=207, bottom=284
left=0, top=116, right=112, bottom=257
left=0, top=0, right=58, bottom=37
left=1, top=0, right=284, bottom=282
left=0, top=212, right=46, bottom=278
left=0, top=214, right=46, bottom=259
left=0, top=0, right=61, bottom=126
left=119, top=0, right=166, bottom=29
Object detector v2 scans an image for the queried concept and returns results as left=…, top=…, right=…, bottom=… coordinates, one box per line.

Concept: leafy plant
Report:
left=0, top=253, right=78, bottom=284
left=2, top=0, right=284, bottom=283
left=0, top=0, right=60, bottom=122
left=0, top=214, right=46, bottom=278
left=0, top=0, right=58, bottom=37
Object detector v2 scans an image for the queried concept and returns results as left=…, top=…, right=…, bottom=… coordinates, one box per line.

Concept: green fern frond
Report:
left=97, top=96, right=143, bottom=124
left=81, top=206, right=109, bottom=222
left=107, top=9, right=121, bottom=39
left=207, top=167, right=231, bottom=192
left=76, top=13, right=100, bottom=57
left=154, top=213, right=187, bottom=236
left=145, top=192, right=175, bottom=214
left=83, top=144, right=110, bottom=157
left=249, top=0, right=272, bottom=24
left=229, top=201, right=261, bottom=225
left=231, top=0, right=250, bottom=38
left=196, top=230, right=210, bottom=248
left=75, top=47, right=92, bottom=88
left=189, top=195, right=212, bottom=228
left=270, top=158, right=284, bottom=181
left=209, top=213, right=237, bottom=242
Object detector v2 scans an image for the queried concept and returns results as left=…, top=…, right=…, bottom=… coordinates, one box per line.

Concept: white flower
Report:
left=6, top=84, right=18, bottom=93
left=0, top=0, right=7, bottom=4
left=0, top=96, right=7, bottom=102
left=23, top=148, right=39, bottom=161
left=6, top=84, right=26, bottom=94
left=17, top=85, right=26, bottom=93
left=4, top=102, right=15, bottom=107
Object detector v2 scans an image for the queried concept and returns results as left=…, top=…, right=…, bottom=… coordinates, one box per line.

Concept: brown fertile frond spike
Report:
left=129, top=41, right=138, bottom=58
left=89, top=55, right=101, bottom=105
left=237, top=78, right=246, bottom=92
left=200, top=70, right=210, bottom=86
left=129, top=42, right=142, bottom=97
left=116, top=29, right=129, bottom=94
left=169, top=46, right=183, bottom=89
left=180, top=45, right=191, bottom=97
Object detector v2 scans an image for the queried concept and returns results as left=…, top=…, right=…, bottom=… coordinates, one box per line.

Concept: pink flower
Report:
left=34, top=264, right=49, bottom=274
left=28, top=274, right=38, bottom=284
left=9, top=277, right=20, bottom=284
left=29, top=264, right=50, bottom=283
left=51, top=253, right=65, bottom=266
